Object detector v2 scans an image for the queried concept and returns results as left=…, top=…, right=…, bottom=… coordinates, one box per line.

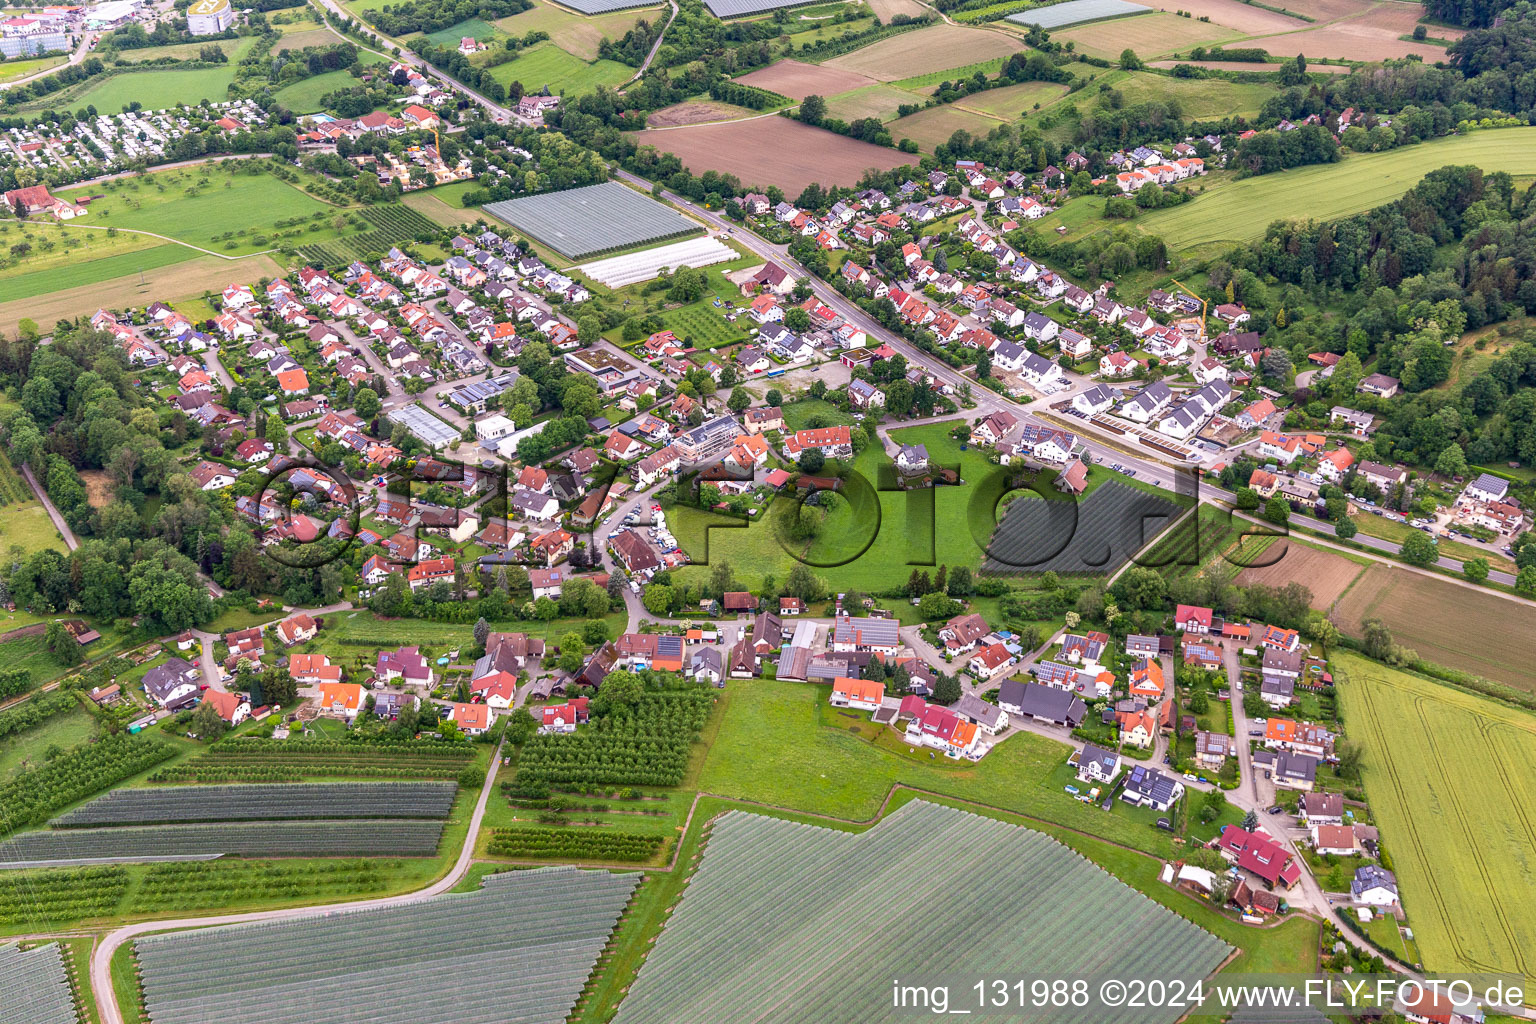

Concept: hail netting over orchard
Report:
left=0, top=942, right=78, bottom=1024
left=1005, top=0, right=1151, bottom=28
left=135, top=866, right=641, bottom=1024
left=0, top=820, right=446, bottom=867
left=483, top=181, right=704, bottom=261
left=984, top=481, right=1182, bottom=575
left=615, top=800, right=1232, bottom=1024
left=51, top=782, right=458, bottom=826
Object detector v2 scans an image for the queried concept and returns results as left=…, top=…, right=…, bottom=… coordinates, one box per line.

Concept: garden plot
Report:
left=984, top=481, right=1181, bottom=576
left=0, top=942, right=77, bottom=1024
left=484, top=180, right=702, bottom=260
left=53, top=782, right=458, bottom=826
left=614, top=800, right=1230, bottom=1024
left=0, top=819, right=445, bottom=866
left=577, top=236, right=736, bottom=288
left=136, top=866, right=640, bottom=1024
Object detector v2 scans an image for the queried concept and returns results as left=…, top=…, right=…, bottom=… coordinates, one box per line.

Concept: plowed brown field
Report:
left=629, top=117, right=914, bottom=191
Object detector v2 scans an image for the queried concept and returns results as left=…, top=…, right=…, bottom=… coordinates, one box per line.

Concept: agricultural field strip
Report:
left=134, top=866, right=640, bottom=1024
left=615, top=801, right=1229, bottom=1023
left=51, top=782, right=458, bottom=826
left=1345, top=664, right=1536, bottom=979
left=0, top=820, right=445, bottom=866
left=985, top=481, right=1181, bottom=575
left=0, top=941, right=77, bottom=1024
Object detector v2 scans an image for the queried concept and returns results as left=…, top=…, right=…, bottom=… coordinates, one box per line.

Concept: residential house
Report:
left=1352, top=865, right=1398, bottom=906
left=1120, top=766, right=1185, bottom=812
left=830, top=677, right=885, bottom=711
left=1073, top=743, right=1121, bottom=783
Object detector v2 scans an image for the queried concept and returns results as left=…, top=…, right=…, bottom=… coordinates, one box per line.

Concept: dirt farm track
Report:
left=629, top=117, right=913, bottom=192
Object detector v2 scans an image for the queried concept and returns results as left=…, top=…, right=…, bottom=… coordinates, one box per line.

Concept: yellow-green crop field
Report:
left=1336, top=651, right=1536, bottom=982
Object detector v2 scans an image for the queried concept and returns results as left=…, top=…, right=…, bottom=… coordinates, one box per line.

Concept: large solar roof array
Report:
left=483, top=181, right=702, bottom=261
left=703, top=0, right=813, bottom=18
left=1006, top=0, right=1149, bottom=28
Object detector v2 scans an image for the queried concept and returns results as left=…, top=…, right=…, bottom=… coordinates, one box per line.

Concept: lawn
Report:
left=778, top=397, right=853, bottom=430
left=484, top=41, right=632, bottom=95
left=696, top=678, right=1181, bottom=855
left=56, top=163, right=354, bottom=256
left=0, top=705, right=98, bottom=780
left=0, top=54, right=66, bottom=83
left=0, top=500, right=67, bottom=554
left=955, top=79, right=1072, bottom=119
left=1334, top=651, right=1536, bottom=982
left=655, top=300, right=749, bottom=348
left=494, top=1, right=660, bottom=60
left=823, top=83, right=923, bottom=123
left=671, top=418, right=1172, bottom=591
left=425, top=17, right=499, bottom=46
left=272, top=69, right=365, bottom=113
left=1107, top=70, right=1275, bottom=119
left=673, top=420, right=996, bottom=592
left=59, top=66, right=239, bottom=113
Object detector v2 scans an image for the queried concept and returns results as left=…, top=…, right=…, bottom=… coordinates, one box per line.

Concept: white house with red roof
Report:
left=1175, top=604, right=1213, bottom=634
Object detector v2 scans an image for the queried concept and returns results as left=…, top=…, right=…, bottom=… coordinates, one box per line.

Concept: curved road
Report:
left=621, top=0, right=680, bottom=89
left=89, top=739, right=505, bottom=1024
